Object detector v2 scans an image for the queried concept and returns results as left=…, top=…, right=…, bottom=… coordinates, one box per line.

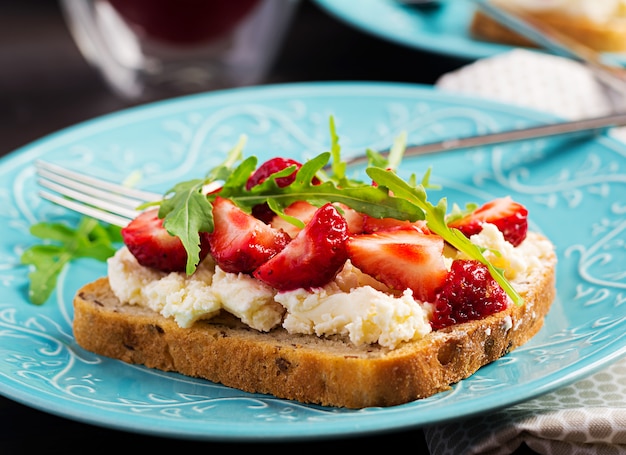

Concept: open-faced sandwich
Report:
left=72, top=124, right=557, bottom=408
left=471, top=0, right=626, bottom=52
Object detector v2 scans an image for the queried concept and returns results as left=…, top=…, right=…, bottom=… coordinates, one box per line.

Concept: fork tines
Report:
left=35, top=160, right=162, bottom=227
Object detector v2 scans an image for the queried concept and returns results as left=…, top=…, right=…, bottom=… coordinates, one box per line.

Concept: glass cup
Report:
left=59, top=0, right=299, bottom=102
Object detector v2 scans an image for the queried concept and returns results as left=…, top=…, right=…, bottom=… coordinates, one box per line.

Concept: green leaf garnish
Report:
left=158, top=178, right=213, bottom=275
left=218, top=151, right=422, bottom=222
left=386, top=130, right=407, bottom=171
left=328, top=116, right=347, bottom=184
left=21, top=217, right=121, bottom=305
left=446, top=202, right=479, bottom=224
left=155, top=137, right=250, bottom=274
left=206, top=134, right=248, bottom=183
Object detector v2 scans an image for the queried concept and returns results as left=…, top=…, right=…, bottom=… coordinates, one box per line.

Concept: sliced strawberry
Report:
left=336, top=203, right=365, bottom=235
left=121, top=208, right=210, bottom=273
left=362, top=216, right=429, bottom=234
left=270, top=201, right=364, bottom=238
left=269, top=200, right=318, bottom=238
left=253, top=203, right=349, bottom=291
left=431, top=259, right=509, bottom=330
left=447, top=196, right=528, bottom=247
left=208, top=196, right=290, bottom=274
left=347, top=229, right=448, bottom=302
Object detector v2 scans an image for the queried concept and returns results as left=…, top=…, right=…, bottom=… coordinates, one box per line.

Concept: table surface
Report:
left=1, top=1, right=538, bottom=453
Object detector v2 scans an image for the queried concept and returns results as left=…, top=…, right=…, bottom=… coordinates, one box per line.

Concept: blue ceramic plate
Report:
left=1, top=82, right=626, bottom=441
left=314, top=0, right=626, bottom=62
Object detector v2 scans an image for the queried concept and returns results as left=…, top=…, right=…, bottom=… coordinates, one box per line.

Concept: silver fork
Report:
left=35, top=160, right=161, bottom=227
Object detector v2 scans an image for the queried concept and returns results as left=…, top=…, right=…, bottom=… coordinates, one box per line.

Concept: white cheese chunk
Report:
left=107, top=247, right=282, bottom=331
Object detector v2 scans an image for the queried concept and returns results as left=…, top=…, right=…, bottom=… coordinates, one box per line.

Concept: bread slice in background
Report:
left=73, top=233, right=556, bottom=409
left=470, top=5, right=626, bottom=52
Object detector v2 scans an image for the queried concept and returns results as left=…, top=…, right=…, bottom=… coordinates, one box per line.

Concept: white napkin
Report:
left=436, top=48, right=626, bottom=141
left=424, top=48, right=626, bottom=455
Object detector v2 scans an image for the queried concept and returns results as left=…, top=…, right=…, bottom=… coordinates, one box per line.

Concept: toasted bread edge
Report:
left=73, top=236, right=556, bottom=409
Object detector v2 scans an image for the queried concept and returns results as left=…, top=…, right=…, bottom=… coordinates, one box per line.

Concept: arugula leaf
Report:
left=158, top=179, right=214, bottom=275
left=205, top=134, right=248, bottom=183
left=152, top=139, right=255, bottom=274
left=386, top=131, right=407, bottom=171
left=21, top=217, right=121, bottom=305
left=216, top=151, right=422, bottom=222
left=328, top=116, right=347, bottom=184
left=364, top=148, right=390, bottom=169
left=446, top=202, right=479, bottom=224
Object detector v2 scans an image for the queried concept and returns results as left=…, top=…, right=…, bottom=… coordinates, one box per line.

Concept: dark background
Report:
left=0, top=1, right=537, bottom=453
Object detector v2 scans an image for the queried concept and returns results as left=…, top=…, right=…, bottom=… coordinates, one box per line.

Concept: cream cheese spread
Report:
left=107, top=223, right=552, bottom=349
left=108, top=247, right=283, bottom=331
left=459, top=223, right=553, bottom=282
left=108, top=247, right=433, bottom=348
left=275, top=261, right=433, bottom=348
left=276, top=286, right=432, bottom=348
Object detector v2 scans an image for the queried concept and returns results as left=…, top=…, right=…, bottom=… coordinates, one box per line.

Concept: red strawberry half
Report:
left=448, top=196, right=528, bottom=247
left=362, top=216, right=429, bottom=234
left=431, top=259, right=509, bottom=330
left=347, top=228, right=448, bottom=302
left=209, top=196, right=290, bottom=274
left=253, top=203, right=349, bottom=291
left=335, top=203, right=365, bottom=235
left=270, top=201, right=364, bottom=238
left=269, top=200, right=318, bottom=238
left=121, top=208, right=210, bottom=273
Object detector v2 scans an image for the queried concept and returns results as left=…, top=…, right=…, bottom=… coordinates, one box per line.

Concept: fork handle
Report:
left=343, top=112, right=626, bottom=167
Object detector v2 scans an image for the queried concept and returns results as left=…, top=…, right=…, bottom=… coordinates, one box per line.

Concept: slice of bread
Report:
left=470, top=6, right=626, bottom=53
left=73, top=232, right=556, bottom=409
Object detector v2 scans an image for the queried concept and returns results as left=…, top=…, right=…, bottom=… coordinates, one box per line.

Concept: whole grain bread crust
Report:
left=470, top=9, right=626, bottom=52
left=73, top=234, right=556, bottom=409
